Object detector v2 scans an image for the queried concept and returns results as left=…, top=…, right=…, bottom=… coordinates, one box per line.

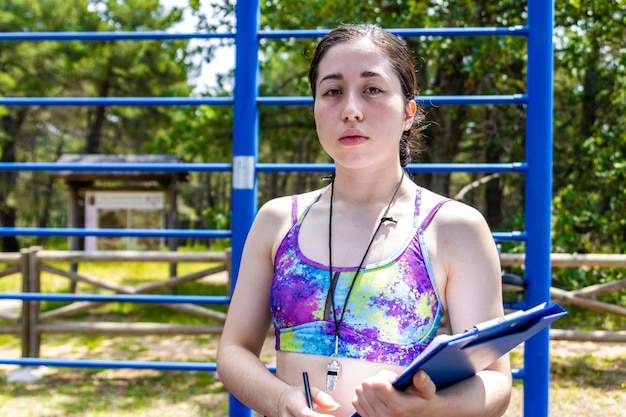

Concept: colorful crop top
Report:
left=270, top=187, right=448, bottom=367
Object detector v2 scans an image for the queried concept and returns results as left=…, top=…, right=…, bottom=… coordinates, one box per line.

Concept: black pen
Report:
left=302, top=371, right=313, bottom=409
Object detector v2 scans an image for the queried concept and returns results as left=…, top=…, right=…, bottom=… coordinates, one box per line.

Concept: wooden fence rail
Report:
left=501, top=253, right=626, bottom=342
left=1, top=249, right=625, bottom=358
left=500, top=253, right=626, bottom=318
left=0, top=247, right=231, bottom=357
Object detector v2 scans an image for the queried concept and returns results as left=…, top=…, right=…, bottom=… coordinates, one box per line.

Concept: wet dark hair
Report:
left=308, top=23, right=425, bottom=167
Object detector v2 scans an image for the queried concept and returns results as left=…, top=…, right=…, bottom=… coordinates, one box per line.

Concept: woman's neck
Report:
left=329, top=167, right=407, bottom=204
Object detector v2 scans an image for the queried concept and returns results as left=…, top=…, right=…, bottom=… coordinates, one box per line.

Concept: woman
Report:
left=217, top=23, right=512, bottom=417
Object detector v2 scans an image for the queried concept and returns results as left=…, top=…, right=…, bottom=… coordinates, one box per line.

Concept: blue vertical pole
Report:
left=229, top=1, right=260, bottom=416
left=524, top=1, right=554, bottom=416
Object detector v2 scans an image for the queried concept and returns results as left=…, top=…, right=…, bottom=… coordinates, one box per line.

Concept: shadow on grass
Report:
left=550, top=354, right=626, bottom=389
left=3, top=369, right=228, bottom=416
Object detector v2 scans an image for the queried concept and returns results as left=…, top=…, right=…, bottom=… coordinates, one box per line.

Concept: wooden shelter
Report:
left=52, top=154, right=188, bottom=253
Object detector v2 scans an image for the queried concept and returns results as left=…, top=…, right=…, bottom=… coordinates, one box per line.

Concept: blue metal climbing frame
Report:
left=0, top=1, right=553, bottom=416
left=230, top=2, right=554, bottom=414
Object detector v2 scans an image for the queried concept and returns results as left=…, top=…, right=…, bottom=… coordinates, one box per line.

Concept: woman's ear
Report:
left=404, top=100, right=417, bottom=130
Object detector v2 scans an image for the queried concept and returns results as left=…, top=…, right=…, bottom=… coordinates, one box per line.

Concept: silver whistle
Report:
left=326, top=359, right=341, bottom=391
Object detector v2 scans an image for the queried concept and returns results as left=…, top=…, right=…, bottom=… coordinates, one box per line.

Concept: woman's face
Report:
left=313, top=38, right=415, bottom=171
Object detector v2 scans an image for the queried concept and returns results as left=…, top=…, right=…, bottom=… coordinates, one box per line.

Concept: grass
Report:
left=1, top=260, right=625, bottom=416
left=0, top=333, right=624, bottom=416
left=0, top=332, right=230, bottom=417
left=0, top=258, right=229, bottom=324
left=1, top=366, right=227, bottom=416
left=503, top=345, right=625, bottom=417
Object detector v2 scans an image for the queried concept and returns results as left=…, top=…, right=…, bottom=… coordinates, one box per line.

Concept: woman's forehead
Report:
left=318, top=39, right=393, bottom=79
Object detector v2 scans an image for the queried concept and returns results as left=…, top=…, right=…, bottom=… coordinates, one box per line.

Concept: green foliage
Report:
left=0, top=0, right=205, bottom=248
left=1, top=0, right=625, bottom=315
left=552, top=0, right=626, bottom=257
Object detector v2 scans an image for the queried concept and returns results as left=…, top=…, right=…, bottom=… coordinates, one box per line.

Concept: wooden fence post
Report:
left=19, top=248, right=31, bottom=358
left=28, top=246, right=42, bottom=358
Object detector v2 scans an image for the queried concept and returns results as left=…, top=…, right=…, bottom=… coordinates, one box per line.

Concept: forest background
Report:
left=0, top=0, right=624, bottom=328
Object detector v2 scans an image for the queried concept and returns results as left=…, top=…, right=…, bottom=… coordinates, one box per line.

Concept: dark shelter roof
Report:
left=51, top=154, right=188, bottom=183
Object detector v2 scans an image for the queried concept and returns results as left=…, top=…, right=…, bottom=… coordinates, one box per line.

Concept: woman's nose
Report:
left=341, top=93, right=363, bottom=122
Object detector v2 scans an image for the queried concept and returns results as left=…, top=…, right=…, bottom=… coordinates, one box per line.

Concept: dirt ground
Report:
left=1, top=333, right=625, bottom=416
left=1, top=296, right=624, bottom=416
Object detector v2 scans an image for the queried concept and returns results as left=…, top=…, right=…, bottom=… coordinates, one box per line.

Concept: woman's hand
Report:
left=352, top=370, right=437, bottom=417
left=279, top=385, right=341, bottom=417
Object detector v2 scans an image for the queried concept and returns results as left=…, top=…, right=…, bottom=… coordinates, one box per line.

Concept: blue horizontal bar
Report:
left=0, top=357, right=219, bottom=371
left=0, top=26, right=527, bottom=43
left=493, top=231, right=527, bottom=242
left=512, top=368, right=525, bottom=380
left=0, top=227, right=523, bottom=241
left=0, top=97, right=233, bottom=106
left=256, top=96, right=312, bottom=106
left=0, top=31, right=234, bottom=42
left=258, top=162, right=527, bottom=173
left=260, top=26, right=528, bottom=39
left=418, top=95, right=527, bottom=106
left=0, top=357, right=277, bottom=373
left=256, top=163, right=333, bottom=172
left=504, top=301, right=530, bottom=311
left=409, top=162, right=526, bottom=173
left=0, top=227, right=231, bottom=238
left=0, top=292, right=230, bottom=304
left=0, top=95, right=526, bottom=107
left=259, top=94, right=527, bottom=106
left=0, top=162, right=526, bottom=173
left=0, top=162, right=232, bottom=172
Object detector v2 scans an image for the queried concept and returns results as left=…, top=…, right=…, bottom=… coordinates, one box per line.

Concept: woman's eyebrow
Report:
left=319, top=73, right=343, bottom=84
left=361, top=70, right=383, bottom=79
left=319, top=70, right=383, bottom=84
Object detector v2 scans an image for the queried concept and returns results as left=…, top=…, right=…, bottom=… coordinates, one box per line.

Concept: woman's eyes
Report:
left=364, top=86, right=383, bottom=94
left=321, top=86, right=383, bottom=96
left=323, top=88, right=342, bottom=96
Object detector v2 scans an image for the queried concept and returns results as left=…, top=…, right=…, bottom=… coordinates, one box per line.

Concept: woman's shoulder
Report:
left=256, top=189, right=324, bottom=222
left=419, top=188, right=498, bottom=277
left=419, top=187, right=487, bottom=228
left=252, top=190, right=325, bottom=256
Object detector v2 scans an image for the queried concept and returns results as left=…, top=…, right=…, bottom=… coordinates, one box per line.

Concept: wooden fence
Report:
left=501, top=253, right=626, bottom=342
left=0, top=247, right=231, bottom=357
left=1, top=248, right=625, bottom=359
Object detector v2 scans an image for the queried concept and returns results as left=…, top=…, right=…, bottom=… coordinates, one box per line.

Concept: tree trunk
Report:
left=0, top=110, right=27, bottom=252
left=419, top=49, right=469, bottom=196
left=85, top=67, right=112, bottom=154
left=581, top=38, right=599, bottom=140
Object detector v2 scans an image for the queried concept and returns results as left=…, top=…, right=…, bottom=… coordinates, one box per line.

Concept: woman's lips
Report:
left=339, top=129, right=368, bottom=145
left=339, top=135, right=368, bottom=145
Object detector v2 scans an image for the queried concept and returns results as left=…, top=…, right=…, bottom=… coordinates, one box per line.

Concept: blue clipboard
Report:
left=350, top=303, right=566, bottom=417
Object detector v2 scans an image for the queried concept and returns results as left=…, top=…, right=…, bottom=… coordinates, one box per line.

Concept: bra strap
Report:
left=290, top=195, right=298, bottom=225
left=420, top=198, right=453, bottom=230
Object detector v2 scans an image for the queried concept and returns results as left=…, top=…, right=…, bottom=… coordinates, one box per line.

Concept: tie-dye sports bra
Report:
left=270, top=187, right=449, bottom=367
